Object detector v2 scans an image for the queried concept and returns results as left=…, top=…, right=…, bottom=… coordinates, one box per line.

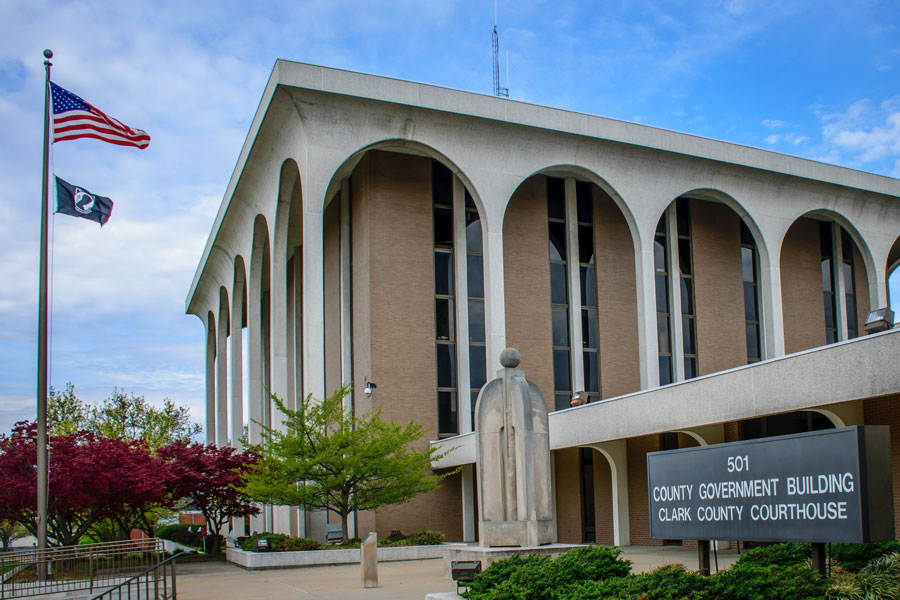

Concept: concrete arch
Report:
left=248, top=214, right=271, bottom=445
left=205, top=311, right=216, bottom=444
left=322, top=138, right=489, bottom=230
left=586, top=441, right=630, bottom=546
left=506, top=165, right=641, bottom=254
left=217, top=286, right=230, bottom=446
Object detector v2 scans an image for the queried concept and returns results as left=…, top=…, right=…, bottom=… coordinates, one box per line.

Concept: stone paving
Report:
left=176, top=546, right=741, bottom=600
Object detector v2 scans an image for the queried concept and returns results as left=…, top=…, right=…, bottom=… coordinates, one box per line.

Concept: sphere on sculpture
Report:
left=499, top=348, right=521, bottom=368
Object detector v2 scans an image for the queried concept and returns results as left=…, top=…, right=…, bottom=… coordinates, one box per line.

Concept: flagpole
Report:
left=37, top=48, right=53, bottom=561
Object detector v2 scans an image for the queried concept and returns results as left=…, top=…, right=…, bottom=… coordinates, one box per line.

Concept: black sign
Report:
left=647, top=426, right=894, bottom=543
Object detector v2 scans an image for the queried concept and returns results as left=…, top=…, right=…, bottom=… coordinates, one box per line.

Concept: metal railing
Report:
left=0, top=538, right=165, bottom=599
left=89, top=552, right=182, bottom=600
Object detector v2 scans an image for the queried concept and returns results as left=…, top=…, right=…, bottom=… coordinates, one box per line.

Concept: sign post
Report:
left=647, top=426, right=894, bottom=574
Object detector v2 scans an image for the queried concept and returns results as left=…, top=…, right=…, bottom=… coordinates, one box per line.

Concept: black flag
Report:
left=55, top=176, right=113, bottom=226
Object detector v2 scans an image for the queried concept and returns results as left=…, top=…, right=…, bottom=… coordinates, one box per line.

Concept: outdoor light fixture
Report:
left=864, top=308, right=895, bottom=334
left=364, top=378, right=377, bottom=398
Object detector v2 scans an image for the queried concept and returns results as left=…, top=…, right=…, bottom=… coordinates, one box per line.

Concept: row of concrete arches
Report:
left=198, top=140, right=900, bottom=446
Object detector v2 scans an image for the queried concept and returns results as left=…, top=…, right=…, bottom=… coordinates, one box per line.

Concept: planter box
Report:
left=227, top=544, right=465, bottom=570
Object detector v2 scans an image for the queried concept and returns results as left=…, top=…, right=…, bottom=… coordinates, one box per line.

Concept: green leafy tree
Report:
left=239, top=384, right=458, bottom=541
left=0, top=518, right=28, bottom=551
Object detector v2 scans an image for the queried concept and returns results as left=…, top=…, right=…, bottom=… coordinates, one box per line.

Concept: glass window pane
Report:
left=551, top=263, right=568, bottom=304
left=676, top=198, right=690, bottom=235
left=471, top=391, right=479, bottom=428
left=746, top=323, right=760, bottom=361
left=823, top=292, right=835, bottom=327
left=549, top=221, right=567, bottom=260
left=553, top=349, right=571, bottom=392
left=465, top=190, right=475, bottom=209
left=743, top=283, right=757, bottom=321
left=582, top=308, right=598, bottom=348
left=846, top=294, right=858, bottom=333
left=432, top=162, right=452, bottom=206
left=469, top=345, right=487, bottom=389
left=656, top=216, right=667, bottom=235
left=820, top=221, right=833, bottom=256
left=466, top=215, right=483, bottom=252
left=468, top=300, right=485, bottom=343
left=657, top=315, right=670, bottom=353
left=821, top=259, right=833, bottom=292
left=547, top=177, right=565, bottom=219
left=680, top=276, right=693, bottom=315
left=555, top=394, right=570, bottom=412
left=826, top=329, right=837, bottom=344
left=434, top=251, right=453, bottom=296
left=684, top=357, right=697, bottom=380
left=580, top=265, right=596, bottom=307
left=576, top=181, right=592, bottom=222
left=678, top=238, right=691, bottom=275
left=841, top=229, right=853, bottom=261
left=842, top=262, right=853, bottom=288
left=433, top=206, right=453, bottom=246
left=437, top=391, right=457, bottom=434
left=435, top=298, right=454, bottom=341
left=654, top=238, right=666, bottom=272
left=437, top=343, right=456, bottom=388
left=741, top=247, right=755, bottom=283
left=740, top=221, right=754, bottom=246
left=552, top=306, right=570, bottom=347
left=583, top=351, right=599, bottom=393
left=579, top=225, right=594, bottom=264
left=682, top=317, right=696, bottom=355
left=655, top=274, right=669, bottom=313
left=467, top=254, right=484, bottom=298
left=659, top=355, right=672, bottom=385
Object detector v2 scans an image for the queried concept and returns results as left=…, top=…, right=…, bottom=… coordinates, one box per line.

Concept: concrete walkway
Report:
left=176, top=546, right=741, bottom=600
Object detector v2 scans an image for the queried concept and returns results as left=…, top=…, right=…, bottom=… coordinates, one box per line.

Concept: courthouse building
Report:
left=186, top=60, right=900, bottom=545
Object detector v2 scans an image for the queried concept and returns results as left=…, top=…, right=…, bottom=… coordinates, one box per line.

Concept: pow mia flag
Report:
left=55, top=176, right=113, bottom=226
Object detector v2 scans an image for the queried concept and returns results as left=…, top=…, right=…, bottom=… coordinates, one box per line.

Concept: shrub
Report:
left=735, top=542, right=811, bottom=567
left=827, top=551, right=900, bottom=600
left=709, top=560, right=826, bottom=600
left=240, top=532, right=321, bottom=552
left=565, top=564, right=710, bottom=600
left=169, top=529, right=203, bottom=547
left=155, top=524, right=196, bottom=540
left=830, top=541, right=900, bottom=572
left=404, top=530, right=445, bottom=546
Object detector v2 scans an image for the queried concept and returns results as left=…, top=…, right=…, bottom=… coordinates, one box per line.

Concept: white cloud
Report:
left=817, top=96, right=900, bottom=169
left=762, top=119, right=785, bottom=129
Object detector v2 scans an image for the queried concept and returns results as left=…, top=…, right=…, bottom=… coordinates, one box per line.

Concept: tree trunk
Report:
left=341, top=513, right=349, bottom=543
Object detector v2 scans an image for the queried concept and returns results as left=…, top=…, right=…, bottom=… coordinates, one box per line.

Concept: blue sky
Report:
left=1, top=0, right=899, bottom=437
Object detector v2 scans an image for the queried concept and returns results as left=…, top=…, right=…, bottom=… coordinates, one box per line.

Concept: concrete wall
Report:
left=781, top=217, right=826, bottom=354
left=691, top=200, right=747, bottom=374
left=504, top=176, right=555, bottom=411
left=627, top=435, right=660, bottom=546
left=594, top=188, right=641, bottom=398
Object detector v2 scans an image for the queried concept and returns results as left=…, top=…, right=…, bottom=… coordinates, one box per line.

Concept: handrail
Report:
left=89, top=552, right=184, bottom=600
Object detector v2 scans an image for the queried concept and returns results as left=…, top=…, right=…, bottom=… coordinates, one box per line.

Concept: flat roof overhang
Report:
left=431, top=328, right=900, bottom=469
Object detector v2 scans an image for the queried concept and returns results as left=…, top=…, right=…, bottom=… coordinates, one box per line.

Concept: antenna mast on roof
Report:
left=492, top=0, right=509, bottom=97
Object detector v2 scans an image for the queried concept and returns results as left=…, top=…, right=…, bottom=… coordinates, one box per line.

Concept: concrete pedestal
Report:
left=442, top=543, right=584, bottom=577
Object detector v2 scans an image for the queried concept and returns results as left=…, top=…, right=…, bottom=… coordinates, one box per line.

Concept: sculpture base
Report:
left=480, top=519, right=555, bottom=548
left=442, top=543, right=584, bottom=577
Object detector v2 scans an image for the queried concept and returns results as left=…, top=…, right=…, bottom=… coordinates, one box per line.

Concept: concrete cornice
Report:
left=431, top=329, right=900, bottom=468
left=186, top=59, right=900, bottom=312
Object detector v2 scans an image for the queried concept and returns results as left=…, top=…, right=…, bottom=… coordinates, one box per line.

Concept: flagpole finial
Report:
left=43, top=49, right=53, bottom=63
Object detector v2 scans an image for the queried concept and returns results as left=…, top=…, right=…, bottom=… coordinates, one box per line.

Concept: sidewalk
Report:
left=175, top=546, right=741, bottom=600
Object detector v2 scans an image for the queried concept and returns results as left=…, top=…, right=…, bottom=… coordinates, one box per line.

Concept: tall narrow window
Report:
left=548, top=176, right=571, bottom=410
left=741, top=221, right=761, bottom=363
left=677, top=199, right=698, bottom=379
left=433, top=162, right=457, bottom=437
left=841, top=229, right=858, bottom=339
left=465, top=191, right=487, bottom=428
left=654, top=217, right=673, bottom=385
left=576, top=182, right=599, bottom=401
left=820, top=221, right=838, bottom=345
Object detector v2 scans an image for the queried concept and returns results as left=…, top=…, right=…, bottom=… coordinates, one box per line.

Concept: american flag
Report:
left=50, top=82, right=150, bottom=149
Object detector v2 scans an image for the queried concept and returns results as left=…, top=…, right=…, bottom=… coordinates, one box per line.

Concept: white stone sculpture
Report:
left=475, top=348, right=554, bottom=547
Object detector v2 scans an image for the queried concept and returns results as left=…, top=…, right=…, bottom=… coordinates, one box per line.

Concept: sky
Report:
left=2, top=0, right=900, bottom=438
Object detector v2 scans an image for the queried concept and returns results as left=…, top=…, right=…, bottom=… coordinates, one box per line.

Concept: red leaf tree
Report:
left=0, top=422, right=172, bottom=546
left=158, top=441, right=258, bottom=552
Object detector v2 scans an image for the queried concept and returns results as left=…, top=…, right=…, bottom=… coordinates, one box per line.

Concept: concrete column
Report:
left=667, top=206, right=685, bottom=382
left=230, top=283, right=244, bottom=449
left=293, top=254, right=304, bottom=406
left=303, top=205, right=328, bottom=542
left=565, top=178, right=584, bottom=394
left=340, top=180, right=356, bottom=538
left=248, top=277, right=263, bottom=445
left=205, top=314, right=216, bottom=444
left=764, top=262, right=786, bottom=358
left=590, top=440, right=630, bottom=546
left=286, top=259, right=296, bottom=411
left=483, top=229, right=507, bottom=374
left=217, top=293, right=229, bottom=446
left=453, top=176, right=472, bottom=433
left=636, top=234, right=658, bottom=389
left=832, top=223, right=849, bottom=341
left=461, top=464, right=476, bottom=542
